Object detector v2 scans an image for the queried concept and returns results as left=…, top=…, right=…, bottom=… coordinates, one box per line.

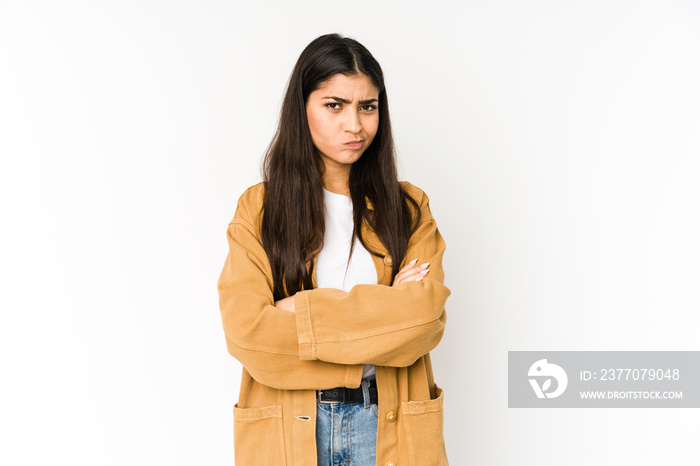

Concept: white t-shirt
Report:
left=315, top=188, right=377, bottom=379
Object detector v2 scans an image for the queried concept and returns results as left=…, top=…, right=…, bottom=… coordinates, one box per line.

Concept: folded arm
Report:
left=218, top=216, right=365, bottom=390
left=294, top=201, right=450, bottom=366
left=217, top=186, right=450, bottom=389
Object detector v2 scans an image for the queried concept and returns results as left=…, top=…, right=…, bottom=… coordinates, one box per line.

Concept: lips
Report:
left=345, top=139, right=365, bottom=149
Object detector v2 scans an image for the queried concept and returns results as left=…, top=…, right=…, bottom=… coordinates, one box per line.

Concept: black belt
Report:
left=317, top=378, right=378, bottom=404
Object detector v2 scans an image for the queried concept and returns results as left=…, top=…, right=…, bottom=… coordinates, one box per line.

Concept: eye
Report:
left=325, top=102, right=342, bottom=110
left=360, top=104, right=378, bottom=112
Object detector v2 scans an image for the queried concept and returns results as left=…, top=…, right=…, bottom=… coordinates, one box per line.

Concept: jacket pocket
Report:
left=233, top=404, right=287, bottom=465
left=400, top=386, right=447, bottom=466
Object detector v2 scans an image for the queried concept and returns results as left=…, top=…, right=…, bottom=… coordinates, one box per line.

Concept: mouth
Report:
left=345, top=140, right=365, bottom=149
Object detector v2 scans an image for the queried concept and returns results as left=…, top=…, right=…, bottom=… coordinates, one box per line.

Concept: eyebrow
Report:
left=323, top=96, right=379, bottom=105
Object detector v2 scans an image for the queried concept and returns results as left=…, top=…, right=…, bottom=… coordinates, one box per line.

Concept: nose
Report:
left=342, top=108, right=362, bottom=134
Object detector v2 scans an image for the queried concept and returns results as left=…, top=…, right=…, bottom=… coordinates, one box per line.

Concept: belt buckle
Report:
left=317, top=388, right=345, bottom=404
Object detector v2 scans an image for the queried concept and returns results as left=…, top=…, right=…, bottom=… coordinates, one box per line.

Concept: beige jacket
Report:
left=217, top=181, right=451, bottom=465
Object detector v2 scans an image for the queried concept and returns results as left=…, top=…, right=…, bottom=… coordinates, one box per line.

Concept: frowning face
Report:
left=305, top=73, right=380, bottom=172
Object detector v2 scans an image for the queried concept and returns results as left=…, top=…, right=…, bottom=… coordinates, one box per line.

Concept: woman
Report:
left=218, top=33, right=451, bottom=466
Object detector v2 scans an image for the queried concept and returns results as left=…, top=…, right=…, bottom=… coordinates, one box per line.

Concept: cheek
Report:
left=366, top=116, right=380, bottom=140
left=307, top=110, right=330, bottom=142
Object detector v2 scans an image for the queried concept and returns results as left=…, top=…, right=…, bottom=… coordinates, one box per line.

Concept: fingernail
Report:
left=409, top=258, right=418, bottom=265
left=415, top=276, right=424, bottom=281
left=420, top=269, right=429, bottom=275
left=420, top=262, right=429, bottom=268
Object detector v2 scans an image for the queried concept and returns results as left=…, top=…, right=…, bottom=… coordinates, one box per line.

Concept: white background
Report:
left=1, top=1, right=699, bottom=464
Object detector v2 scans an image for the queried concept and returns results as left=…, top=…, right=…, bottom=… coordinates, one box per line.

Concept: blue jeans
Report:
left=316, top=377, right=378, bottom=466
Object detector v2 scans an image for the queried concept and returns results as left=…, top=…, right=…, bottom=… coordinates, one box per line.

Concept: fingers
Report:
left=392, top=258, right=430, bottom=285
left=274, top=296, right=296, bottom=313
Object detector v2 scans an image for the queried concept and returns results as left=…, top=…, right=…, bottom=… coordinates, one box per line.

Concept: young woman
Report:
left=218, top=33, right=451, bottom=466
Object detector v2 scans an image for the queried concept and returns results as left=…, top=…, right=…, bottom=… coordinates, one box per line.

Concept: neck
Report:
left=322, top=168, right=351, bottom=197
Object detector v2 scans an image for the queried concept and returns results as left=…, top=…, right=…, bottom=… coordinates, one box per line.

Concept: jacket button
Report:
left=386, top=411, right=397, bottom=423
left=385, top=462, right=396, bottom=466
left=383, top=255, right=393, bottom=266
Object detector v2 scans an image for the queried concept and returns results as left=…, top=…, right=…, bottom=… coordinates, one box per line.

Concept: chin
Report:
left=331, top=154, right=362, bottom=165
left=345, top=155, right=363, bottom=165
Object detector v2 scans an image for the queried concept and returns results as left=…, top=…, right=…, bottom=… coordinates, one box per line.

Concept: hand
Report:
left=275, top=295, right=296, bottom=313
left=392, top=258, right=429, bottom=286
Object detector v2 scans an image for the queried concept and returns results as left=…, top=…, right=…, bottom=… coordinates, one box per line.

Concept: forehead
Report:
left=313, top=73, right=379, bottom=98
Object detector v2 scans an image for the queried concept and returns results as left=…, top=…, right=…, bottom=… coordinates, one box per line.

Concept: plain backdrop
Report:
left=1, top=1, right=699, bottom=465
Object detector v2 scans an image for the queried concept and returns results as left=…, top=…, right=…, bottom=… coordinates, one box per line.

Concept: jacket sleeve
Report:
left=293, top=190, right=451, bottom=368
left=217, top=192, right=364, bottom=391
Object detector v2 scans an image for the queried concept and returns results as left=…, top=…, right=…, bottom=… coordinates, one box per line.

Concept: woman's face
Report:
left=306, top=73, right=379, bottom=172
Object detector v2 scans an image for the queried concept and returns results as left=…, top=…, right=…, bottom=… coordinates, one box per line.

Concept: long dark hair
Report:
left=261, top=33, right=421, bottom=301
